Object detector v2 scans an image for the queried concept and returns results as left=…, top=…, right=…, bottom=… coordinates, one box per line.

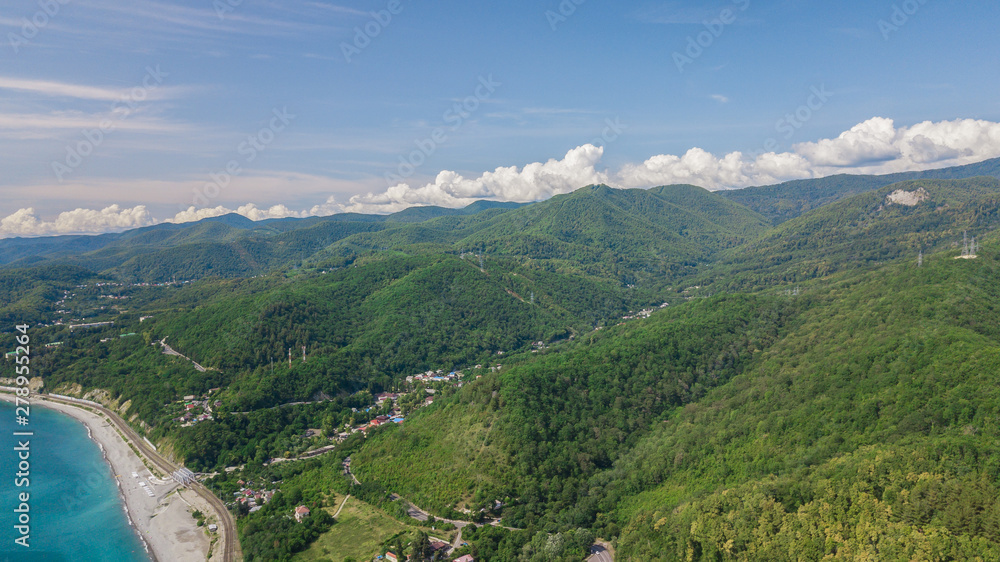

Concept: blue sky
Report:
left=1, top=0, right=999, bottom=235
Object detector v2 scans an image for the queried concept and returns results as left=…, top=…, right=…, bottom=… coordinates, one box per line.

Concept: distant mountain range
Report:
left=5, top=156, right=1000, bottom=561
left=4, top=157, right=999, bottom=283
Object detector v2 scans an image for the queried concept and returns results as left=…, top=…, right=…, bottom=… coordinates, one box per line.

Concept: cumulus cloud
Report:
left=0, top=205, right=157, bottom=238
left=169, top=203, right=305, bottom=223
left=328, top=144, right=609, bottom=214
left=4, top=117, right=1000, bottom=238
left=321, top=117, right=1000, bottom=212
left=0, top=203, right=308, bottom=238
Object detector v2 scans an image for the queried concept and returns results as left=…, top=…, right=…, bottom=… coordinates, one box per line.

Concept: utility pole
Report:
left=918, top=250, right=923, bottom=267
left=288, top=348, right=292, bottom=368
left=302, top=345, right=306, bottom=363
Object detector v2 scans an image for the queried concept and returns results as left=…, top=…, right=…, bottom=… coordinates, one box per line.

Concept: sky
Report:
left=1, top=0, right=999, bottom=237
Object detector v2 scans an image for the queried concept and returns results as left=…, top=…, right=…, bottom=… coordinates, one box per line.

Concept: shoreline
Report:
left=81, top=418, right=156, bottom=561
left=92, top=420, right=156, bottom=561
left=0, top=394, right=212, bottom=561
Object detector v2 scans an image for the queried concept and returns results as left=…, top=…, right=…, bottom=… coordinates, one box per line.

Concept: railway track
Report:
left=45, top=395, right=240, bottom=562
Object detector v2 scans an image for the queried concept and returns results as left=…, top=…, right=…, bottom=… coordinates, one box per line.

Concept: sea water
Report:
left=0, top=400, right=150, bottom=561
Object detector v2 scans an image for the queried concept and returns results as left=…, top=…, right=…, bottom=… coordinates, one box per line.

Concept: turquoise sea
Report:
left=0, top=400, right=150, bottom=562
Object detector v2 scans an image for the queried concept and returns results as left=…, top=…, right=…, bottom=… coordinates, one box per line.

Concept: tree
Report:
left=413, top=531, right=432, bottom=561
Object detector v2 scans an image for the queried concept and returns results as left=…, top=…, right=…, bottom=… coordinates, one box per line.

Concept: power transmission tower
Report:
left=918, top=250, right=923, bottom=267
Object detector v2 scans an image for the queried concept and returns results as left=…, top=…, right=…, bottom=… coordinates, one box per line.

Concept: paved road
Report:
left=588, top=543, right=614, bottom=562
left=46, top=395, right=240, bottom=562
left=159, top=338, right=207, bottom=372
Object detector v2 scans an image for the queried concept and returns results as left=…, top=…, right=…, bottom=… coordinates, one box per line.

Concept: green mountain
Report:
left=720, top=156, right=1000, bottom=224
left=705, top=176, right=1000, bottom=291
left=352, top=227, right=1000, bottom=560
left=0, top=202, right=524, bottom=276
left=5, top=167, right=1000, bottom=561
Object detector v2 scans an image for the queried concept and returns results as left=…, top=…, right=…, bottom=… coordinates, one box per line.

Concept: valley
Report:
left=3, top=164, right=1000, bottom=561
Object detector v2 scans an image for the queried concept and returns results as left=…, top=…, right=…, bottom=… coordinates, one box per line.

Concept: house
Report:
left=430, top=541, right=449, bottom=553
left=454, top=556, right=475, bottom=562
left=208, top=524, right=218, bottom=533
left=385, top=552, right=399, bottom=562
left=294, top=505, right=310, bottom=522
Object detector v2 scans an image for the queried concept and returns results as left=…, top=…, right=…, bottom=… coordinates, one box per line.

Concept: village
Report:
left=338, top=368, right=471, bottom=439
left=171, top=392, right=221, bottom=426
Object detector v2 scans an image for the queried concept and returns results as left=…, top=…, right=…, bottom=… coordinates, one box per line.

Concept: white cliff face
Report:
left=885, top=187, right=930, bottom=207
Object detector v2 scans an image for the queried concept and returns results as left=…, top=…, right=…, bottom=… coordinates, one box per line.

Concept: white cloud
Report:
left=328, top=117, right=1000, bottom=209
left=0, top=76, right=191, bottom=102
left=3, top=117, right=1000, bottom=238
left=0, top=205, right=157, bottom=237
left=0, top=112, right=191, bottom=134
left=710, top=94, right=729, bottom=104
left=0, top=203, right=309, bottom=238
left=331, top=144, right=609, bottom=214
left=169, top=204, right=305, bottom=223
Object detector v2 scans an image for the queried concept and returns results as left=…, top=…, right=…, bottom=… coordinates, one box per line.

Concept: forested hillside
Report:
left=2, top=163, right=1000, bottom=561
left=353, top=231, right=1000, bottom=560
left=719, top=156, right=1000, bottom=224
left=705, top=177, right=1000, bottom=291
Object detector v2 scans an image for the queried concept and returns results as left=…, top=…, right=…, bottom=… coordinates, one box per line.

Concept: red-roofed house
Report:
left=294, top=505, right=310, bottom=522
left=385, top=552, right=399, bottom=562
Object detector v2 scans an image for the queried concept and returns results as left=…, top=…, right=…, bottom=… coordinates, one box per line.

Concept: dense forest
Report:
left=2, top=165, right=1000, bottom=560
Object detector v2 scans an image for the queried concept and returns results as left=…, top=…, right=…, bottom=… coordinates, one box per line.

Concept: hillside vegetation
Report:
left=2, top=163, right=1000, bottom=561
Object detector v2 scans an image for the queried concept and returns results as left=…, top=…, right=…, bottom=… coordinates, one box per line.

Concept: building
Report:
left=294, top=505, right=310, bottom=522
left=385, top=552, right=399, bottom=562
left=455, top=556, right=475, bottom=562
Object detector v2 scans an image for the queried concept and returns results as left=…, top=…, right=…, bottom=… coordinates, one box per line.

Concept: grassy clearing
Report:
left=294, top=496, right=407, bottom=562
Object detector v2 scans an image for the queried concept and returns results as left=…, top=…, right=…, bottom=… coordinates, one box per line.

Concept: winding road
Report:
left=587, top=541, right=615, bottom=562
left=45, top=394, right=240, bottom=562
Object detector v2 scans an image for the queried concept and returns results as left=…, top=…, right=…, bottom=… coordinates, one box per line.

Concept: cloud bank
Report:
left=3, top=117, right=1000, bottom=238
left=326, top=117, right=1000, bottom=213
